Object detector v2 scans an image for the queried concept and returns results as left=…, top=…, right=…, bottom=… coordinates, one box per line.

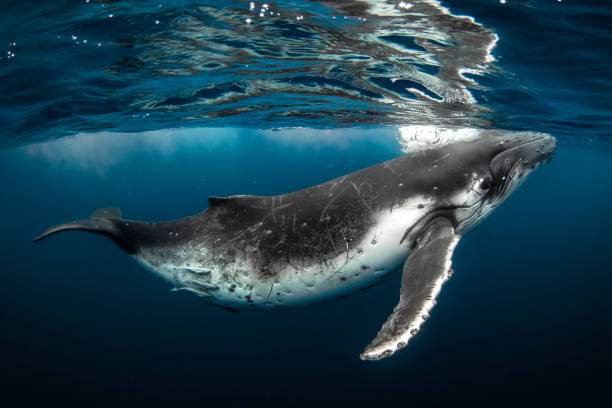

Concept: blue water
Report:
left=1, top=0, right=611, bottom=405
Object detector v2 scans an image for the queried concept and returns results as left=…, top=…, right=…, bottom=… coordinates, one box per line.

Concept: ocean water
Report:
left=1, top=0, right=611, bottom=405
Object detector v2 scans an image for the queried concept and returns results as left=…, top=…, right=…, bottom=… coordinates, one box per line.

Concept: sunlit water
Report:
left=1, top=0, right=611, bottom=405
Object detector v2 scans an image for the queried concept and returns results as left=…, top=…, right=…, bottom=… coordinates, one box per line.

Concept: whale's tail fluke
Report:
left=34, top=207, right=138, bottom=254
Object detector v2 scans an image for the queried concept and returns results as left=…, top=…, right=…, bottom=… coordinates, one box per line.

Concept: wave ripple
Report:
left=0, top=0, right=499, bottom=146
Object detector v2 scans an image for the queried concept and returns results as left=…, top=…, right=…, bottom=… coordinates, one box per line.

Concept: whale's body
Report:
left=135, top=154, right=453, bottom=310
left=36, top=131, right=555, bottom=360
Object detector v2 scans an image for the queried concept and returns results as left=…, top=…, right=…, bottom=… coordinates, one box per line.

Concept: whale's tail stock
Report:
left=34, top=207, right=138, bottom=254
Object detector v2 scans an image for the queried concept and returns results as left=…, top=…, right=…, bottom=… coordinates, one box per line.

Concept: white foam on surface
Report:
left=397, top=125, right=480, bottom=153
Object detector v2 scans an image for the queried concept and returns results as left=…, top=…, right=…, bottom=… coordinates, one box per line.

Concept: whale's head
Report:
left=486, top=132, right=555, bottom=207
left=425, top=131, right=556, bottom=234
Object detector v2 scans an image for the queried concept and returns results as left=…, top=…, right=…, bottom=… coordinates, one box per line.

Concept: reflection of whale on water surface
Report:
left=35, top=130, right=555, bottom=360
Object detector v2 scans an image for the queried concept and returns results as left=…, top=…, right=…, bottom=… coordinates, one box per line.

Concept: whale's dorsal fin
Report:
left=361, top=217, right=460, bottom=360
left=207, top=196, right=233, bottom=207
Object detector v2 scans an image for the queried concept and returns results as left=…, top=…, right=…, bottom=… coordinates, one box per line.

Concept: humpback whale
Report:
left=35, top=131, right=555, bottom=360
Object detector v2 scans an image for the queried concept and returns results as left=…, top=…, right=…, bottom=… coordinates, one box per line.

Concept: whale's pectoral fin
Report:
left=361, top=217, right=460, bottom=361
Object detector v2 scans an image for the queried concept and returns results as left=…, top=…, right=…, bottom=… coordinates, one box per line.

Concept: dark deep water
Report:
left=1, top=0, right=611, bottom=406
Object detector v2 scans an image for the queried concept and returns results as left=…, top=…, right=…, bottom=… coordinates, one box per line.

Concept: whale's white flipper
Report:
left=361, top=217, right=460, bottom=360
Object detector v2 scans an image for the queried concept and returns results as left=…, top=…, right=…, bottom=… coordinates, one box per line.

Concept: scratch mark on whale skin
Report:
left=276, top=202, right=293, bottom=211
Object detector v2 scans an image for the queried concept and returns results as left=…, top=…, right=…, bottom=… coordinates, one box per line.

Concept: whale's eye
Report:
left=479, top=177, right=492, bottom=191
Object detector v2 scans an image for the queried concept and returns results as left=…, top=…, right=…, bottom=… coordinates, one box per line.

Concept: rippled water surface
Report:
left=1, top=0, right=611, bottom=406
left=1, top=0, right=609, bottom=145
